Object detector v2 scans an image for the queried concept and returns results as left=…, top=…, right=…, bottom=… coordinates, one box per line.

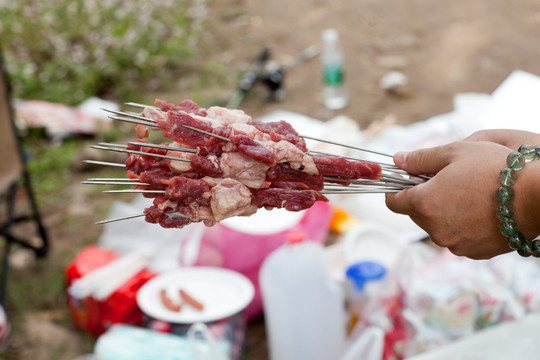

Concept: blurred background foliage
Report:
left=0, top=0, right=210, bottom=105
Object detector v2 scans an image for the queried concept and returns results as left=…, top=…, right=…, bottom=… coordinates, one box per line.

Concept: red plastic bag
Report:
left=65, top=245, right=156, bottom=336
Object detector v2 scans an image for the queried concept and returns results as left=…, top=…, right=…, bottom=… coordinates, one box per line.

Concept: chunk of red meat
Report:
left=177, top=99, right=208, bottom=116
left=191, top=155, right=223, bottom=178
left=229, top=132, right=276, bottom=166
left=249, top=120, right=307, bottom=151
left=136, top=168, right=174, bottom=198
left=312, top=155, right=381, bottom=180
left=252, top=188, right=328, bottom=212
left=155, top=99, right=179, bottom=112
left=155, top=111, right=214, bottom=147
left=250, top=120, right=298, bottom=136
left=162, top=176, right=211, bottom=206
left=155, top=99, right=208, bottom=117
left=266, top=163, right=324, bottom=191
left=145, top=205, right=191, bottom=228
left=197, top=126, right=232, bottom=157
left=125, top=142, right=170, bottom=175
left=144, top=196, right=215, bottom=228
left=139, top=169, right=173, bottom=190
left=269, top=181, right=311, bottom=190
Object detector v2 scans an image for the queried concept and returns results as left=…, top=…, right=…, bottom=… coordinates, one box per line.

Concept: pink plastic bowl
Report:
left=194, top=201, right=333, bottom=319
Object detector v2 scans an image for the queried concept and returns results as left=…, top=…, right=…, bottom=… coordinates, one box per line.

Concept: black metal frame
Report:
left=0, top=48, right=49, bottom=306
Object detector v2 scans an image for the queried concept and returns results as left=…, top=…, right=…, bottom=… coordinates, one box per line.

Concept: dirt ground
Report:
left=199, top=0, right=540, bottom=125
left=4, top=0, right=540, bottom=359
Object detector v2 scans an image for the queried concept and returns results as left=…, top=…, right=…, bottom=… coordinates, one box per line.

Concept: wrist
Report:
left=514, top=159, right=540, bottom=240
left=496, top=145, right=540, bottom=256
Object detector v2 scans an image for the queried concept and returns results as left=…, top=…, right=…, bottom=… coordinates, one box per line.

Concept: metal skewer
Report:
left=324, top=179, right=413, bottom=190
left=96, top=214, right=146, bottom=225
left=90, top=145, right=191, bottom=162
left=97, top=141, right=197, bottom=154
left=309, top=149, right=430, bottom=181
left=107, top=115, right=160, bottom=127
left=128, top=142, right=197, bottom=153
left=86, top=178, right=139, bottom=181
left=102, top=108, right=157, bottom=123
left=105, top=107, right=408, bottom=177
left=83, top=160, right=126, bottom=168
left=323, top=184, right=405, bottom=192
left=103, top=189, right=166, bottom=194
left=182, top=125, right=232, bottom=142
left=86, top=103, right=434, bottom=226
left=300, top=134, right=394, bottom=158
left=322, top=189, right=402, bottom=194
left=82, top=181, right=150, bottom=186
left=125, top=102, right=156, bottom=109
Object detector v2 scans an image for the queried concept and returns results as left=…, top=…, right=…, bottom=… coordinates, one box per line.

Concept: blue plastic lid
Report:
left=345, top=261, right=387, bottom=292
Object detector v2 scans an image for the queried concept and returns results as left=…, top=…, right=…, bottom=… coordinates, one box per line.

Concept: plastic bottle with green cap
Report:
left=321, top=28, right=349, bottom=110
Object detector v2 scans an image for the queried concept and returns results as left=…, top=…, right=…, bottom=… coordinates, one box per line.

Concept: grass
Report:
left=2, top=139, right=120, bottom=358
left=0, top=0, right=211, bottom=105
left=23, top=139, right=80, bottom=207
left=0, top=1, right=246, bottom=358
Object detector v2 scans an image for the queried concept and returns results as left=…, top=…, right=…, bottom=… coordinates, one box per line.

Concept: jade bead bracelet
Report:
left=496, top=144, right=540, bottom=257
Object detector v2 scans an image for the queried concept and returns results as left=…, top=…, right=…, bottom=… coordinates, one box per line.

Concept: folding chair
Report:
left=0, top=49, right=48, bottom=306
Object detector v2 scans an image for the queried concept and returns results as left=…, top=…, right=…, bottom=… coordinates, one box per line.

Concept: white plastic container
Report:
left=260, top=233, right=346, bottom=360
left=321, top=28, right=349, bottom=110
left=344, top=261, right=387, bottom=333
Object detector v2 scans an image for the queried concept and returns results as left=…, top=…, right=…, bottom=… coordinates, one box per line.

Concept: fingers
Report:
left=465, top=129, right=540, bottom=148
left=464, top=129, right=506, bottom=143
left=385, top=187, right=418, bottom=215
left=393, top=143, right=456, bottom=175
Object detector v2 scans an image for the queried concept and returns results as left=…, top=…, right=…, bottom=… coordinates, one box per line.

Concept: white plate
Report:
left=136, top=267, right=254, bottom=324
left=221, top=207, right=305, bottom=235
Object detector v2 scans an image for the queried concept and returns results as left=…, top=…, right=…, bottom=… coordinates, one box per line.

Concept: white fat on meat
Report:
left=210, top=178, right=258, bottom=221
left=142, top=107, right=167, bottom=121
left=201, top=176, right=221, bottom=188
left=228, top=122, right=269, bottom=141
left=270, top=140, right=319, bottom=175
left=193, top=205, right=216, bottom=227
left=220, top=152, right=270, bottom=188
left=225, top=123, right=318, bottom=175
left=158, top=199, right=177, bottom=211
left=206, top=106, right=252, bottom=126
left=167, top=142, right=195, bottom=173
left=137, top=107, right=167, bottom=138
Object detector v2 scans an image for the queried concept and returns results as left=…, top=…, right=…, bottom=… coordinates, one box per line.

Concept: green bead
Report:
left=496, top=186, right=514, bottom=204
left=496, top=204, right=514, bottom=221
left=507, top=232, right=526, bottom=250
left=517, top=247, right=532, bottom=257
left=506, top=152, right=525, bottom=171
left=532, top=239, right=540, bottom=257
left=517, top=238, right=532, bottom=257
left=500, top=219, right=518, bottom=237
left=534, top=146, right=540, bottom=160
left=518, top=144, right=536, bottom=161
left=499, top=168, right=516, bottom=186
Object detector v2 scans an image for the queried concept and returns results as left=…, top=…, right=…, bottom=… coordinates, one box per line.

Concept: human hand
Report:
left=465, top=129, right=540, bottom=151
left=385, top=140, right=514, bottom=259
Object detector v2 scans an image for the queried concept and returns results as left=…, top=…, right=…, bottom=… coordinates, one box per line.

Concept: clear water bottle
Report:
left=321, top=28, right=349, bottom=110
left=260, top=233, right=346, bottom=360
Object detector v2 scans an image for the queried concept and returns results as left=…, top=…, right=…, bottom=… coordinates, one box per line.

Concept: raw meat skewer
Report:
left=85, top=99, right=426, bottom=228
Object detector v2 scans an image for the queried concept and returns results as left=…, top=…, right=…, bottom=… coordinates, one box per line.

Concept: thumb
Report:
left=394, top=143, right=455, bottom=175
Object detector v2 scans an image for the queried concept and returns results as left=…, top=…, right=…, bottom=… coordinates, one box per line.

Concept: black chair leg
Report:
left=21, top=170, right=48, bottom=257
left=0, top=184, right=17, bottom=307
left=0, top=177, right=49, bottom=306
left=0, top=241, right=11, bottom=307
